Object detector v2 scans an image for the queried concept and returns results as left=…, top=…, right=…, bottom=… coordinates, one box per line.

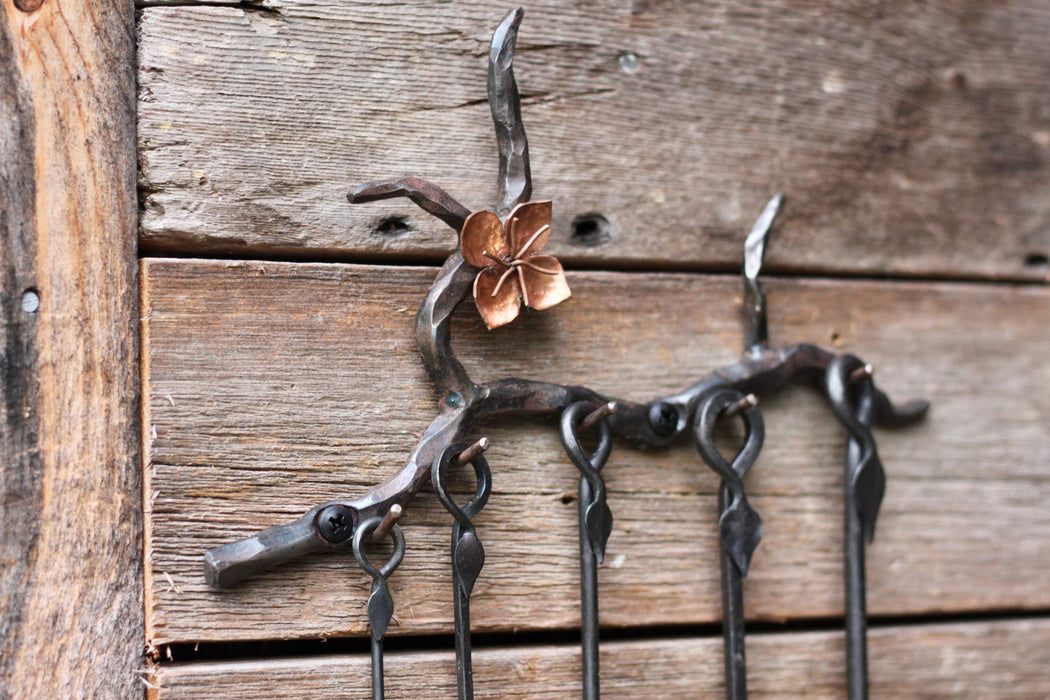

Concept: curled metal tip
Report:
left=370, top=504, right=403, bottom=543
left=579, top=401, right=618, bottom=432
left=744, top=192, right=784, bottom=282
left=742, top=192, right=785, bottom=351
left=491, top=7, right=525, bottom=59
left=456, top=437, right=490, bottom=466
left=489, top=6, right=531, bottom=216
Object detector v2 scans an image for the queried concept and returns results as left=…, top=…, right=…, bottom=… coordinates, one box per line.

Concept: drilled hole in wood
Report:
left=1024, top=253, right=1049, bottom=268
left=570, top=214, right=612, bottom=247
left=372, top=216, right=413, bottom=238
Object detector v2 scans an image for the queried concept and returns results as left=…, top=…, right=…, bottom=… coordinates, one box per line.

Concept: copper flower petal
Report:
left=473, top=266, right=522, bottom=329
left=520, top=255, right=571, bottom=311
left=507, top=200, right=553, bottom=257
left=460, top=210, right=509, bottom=269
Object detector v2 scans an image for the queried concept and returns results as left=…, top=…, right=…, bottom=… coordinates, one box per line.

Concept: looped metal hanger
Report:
left=433, top=441, right=492, bottom=597
left=694, top=389, right=765, bottom=575
left=353, top=516, right=406, bottom=700
left=560, top=401, right=615, bottom=562
left=825, top=354, right=884, bottom=542
left=825, top=354, right=882, bottom=700
left=693, top=388, right=766, bottom=700
left=432, top=440, right=493, bottom=700
left=560, top=401, right=617, bottom=700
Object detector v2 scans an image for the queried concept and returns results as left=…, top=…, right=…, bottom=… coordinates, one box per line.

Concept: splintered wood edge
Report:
left=141, top=259, right=1050, bottom=643
left=149, top=618, right=1050, bottom=698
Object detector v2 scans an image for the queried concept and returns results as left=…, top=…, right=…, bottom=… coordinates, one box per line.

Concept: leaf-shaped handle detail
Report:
left=720, top=495, right=764, bottom=576
left=367, top=580, right=395, bottom=640
left=584, top=498, right=614, bottom=564
left=455, top=528, right=487, bottom=597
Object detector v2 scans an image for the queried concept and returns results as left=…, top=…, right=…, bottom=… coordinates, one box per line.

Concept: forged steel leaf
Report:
left=584, top=499, right=614, bottom=564
left=852, top=451, right=886, bottom=543
left=367, top=581, right=394, bottom=640
left=720, top=497, right=763, bottom=576
left=455, top=529, right=486, bottom=596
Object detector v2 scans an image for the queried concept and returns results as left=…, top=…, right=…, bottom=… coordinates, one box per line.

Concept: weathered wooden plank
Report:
left=137, top=1, right=1050, bottom=280
left=142, top=259, right=1050, bottom=644
left=150, top=618, right=1050, bottom=698
left=0, top=0, right=143, bottom=696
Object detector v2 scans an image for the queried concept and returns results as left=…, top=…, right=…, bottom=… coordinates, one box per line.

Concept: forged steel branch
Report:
left=203, top=8, right=929, bottom=588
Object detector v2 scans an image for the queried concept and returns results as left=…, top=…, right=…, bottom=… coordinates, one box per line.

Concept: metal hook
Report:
left=353, top=515, right=406, bottom=700
left=826, top=354, right=885, bottom=542
left=560, top=401, right=617, bottom=700
left=825, top=354, right=883, bottom=700
left=742, top=193, right=784, bottom=353
left=694, top=389, right=765, bottom=575
left=693, top=388, right=766, bottom=700
left=433, top=440, right=492, bottom=700
left=560, top=402, right=615, bottom=562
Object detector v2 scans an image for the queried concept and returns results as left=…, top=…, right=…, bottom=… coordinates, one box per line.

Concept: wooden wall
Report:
left=136, top=1, right=1049, bottom=698
left=1, top=0, right=142, bottom=696
left=5, top=0, right=1047, bottom=697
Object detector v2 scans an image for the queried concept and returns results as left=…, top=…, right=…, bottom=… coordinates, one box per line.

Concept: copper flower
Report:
left=460, top=200, right=571, bottom=329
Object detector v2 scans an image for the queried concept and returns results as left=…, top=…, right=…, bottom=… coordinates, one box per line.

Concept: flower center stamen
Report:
left=483, top=222, right=558, bottom=298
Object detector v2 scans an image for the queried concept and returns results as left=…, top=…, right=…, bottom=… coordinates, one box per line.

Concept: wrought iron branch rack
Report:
left=203, top=9, right=930, bottom=700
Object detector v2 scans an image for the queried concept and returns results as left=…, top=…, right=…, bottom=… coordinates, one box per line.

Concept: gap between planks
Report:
left=147, top=617, right=1050, bottom=699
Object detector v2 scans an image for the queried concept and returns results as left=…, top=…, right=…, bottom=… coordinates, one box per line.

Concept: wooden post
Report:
left=1, top=0, right=143, bottom=696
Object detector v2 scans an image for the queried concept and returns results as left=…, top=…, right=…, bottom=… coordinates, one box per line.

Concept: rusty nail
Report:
left=456, top=437, right=490, bottom=466
left=579, top=401, right=618, bottom=432
left=724, top=393, right=758, bottom=418
left=850, top=364, right=874, bottom=384
left=370, top=504, right=403, bottom=542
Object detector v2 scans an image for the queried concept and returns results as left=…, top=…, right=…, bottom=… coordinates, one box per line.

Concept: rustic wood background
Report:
left=136, top=1, right=1050, bottom=696
left=1, top=0, right=142, bottom=697
left=3, top=0, right=1048, bottom=697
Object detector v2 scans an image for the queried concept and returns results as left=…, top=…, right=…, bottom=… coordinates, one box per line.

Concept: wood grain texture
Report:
left=142, top=259, right=1050, bottom=644
left=0, top=0, right=143, bottom=697
left=136, top=1, right=1050, bottom=280
left=150, top=618, right=1050, bottom=698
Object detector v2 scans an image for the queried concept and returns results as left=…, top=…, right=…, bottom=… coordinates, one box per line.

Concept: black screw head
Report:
left=647, top=401, right=679, bottom=438
left=317, top=504, right=356, bottom=544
